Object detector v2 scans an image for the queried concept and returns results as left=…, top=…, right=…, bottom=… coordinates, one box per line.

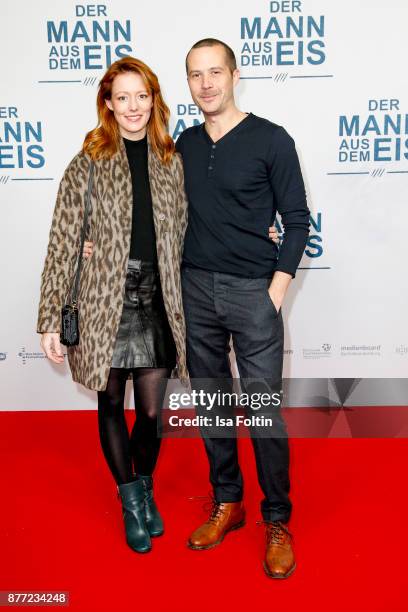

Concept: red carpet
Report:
left=1, top=411, right=407, bottom=611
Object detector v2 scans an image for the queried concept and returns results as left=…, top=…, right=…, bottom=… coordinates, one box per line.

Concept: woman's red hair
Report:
left=82, top=57, right=175, bottom=164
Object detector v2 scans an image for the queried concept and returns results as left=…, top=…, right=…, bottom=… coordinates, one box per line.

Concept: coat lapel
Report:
left=146, top=134, right=169, bottom=221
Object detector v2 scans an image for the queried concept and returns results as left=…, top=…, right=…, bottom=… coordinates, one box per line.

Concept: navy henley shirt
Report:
left=175, top=112, right=310, bottom=278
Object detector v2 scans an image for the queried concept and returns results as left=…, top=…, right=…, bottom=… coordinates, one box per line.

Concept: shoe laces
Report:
left=207, top=498, right=226, bottom=524
left=257, top=520, right=290, bottom=545
left=188, top=492, right=225, bottom=524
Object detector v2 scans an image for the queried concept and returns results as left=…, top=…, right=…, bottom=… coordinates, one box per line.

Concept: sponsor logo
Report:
left=0, top=352, right=7, bottom=361
left=303, top=344, right=332, bottom=360
left=18, top=347, right=48, bottom=365
left=44, top=4, right=133, bottom=73
left=395, top=344, right=408, bottom=356
left=239, top=1, right=327, bottom=75
left=329, top=98, right=408, bottom=177
left=0, top=106, right=46, bottom=170
left=172, top=104, right=203, bottom=140
left=338, top=99, right=407, bottom=163
left=340, top=344, right=381, bottom=357
left=276, top=211, right=323, bottom=259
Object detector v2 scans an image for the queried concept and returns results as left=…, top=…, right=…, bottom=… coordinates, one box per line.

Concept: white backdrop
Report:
left=1, top=0, right=407, bottom=410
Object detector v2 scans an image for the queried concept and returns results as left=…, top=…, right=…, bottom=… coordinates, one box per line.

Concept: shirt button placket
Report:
left=208, top=144, right=216, bottom=177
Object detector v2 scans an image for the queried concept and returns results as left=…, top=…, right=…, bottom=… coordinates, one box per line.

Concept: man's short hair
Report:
left=186, top=38, right=237, bottom=74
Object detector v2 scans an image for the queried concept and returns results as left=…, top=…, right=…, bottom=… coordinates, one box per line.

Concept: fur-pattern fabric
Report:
left=37, top=136, right=188, bottom=391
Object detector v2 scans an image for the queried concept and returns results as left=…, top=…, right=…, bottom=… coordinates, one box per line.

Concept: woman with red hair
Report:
left=37, top=57, right=188, bottom=554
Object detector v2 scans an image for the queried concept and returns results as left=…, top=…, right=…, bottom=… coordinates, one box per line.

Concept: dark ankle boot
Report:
left=139, top=475, right=164, bottom=537
left=118, top=480, right=151, bottom=553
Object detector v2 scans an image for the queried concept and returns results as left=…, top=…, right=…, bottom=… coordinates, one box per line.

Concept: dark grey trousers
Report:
left=181, top=265, right=291, bottom=523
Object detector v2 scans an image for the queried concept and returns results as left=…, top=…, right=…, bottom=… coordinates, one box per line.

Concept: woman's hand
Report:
left=268, top=225, right=280, bottom=244
left=83, top=240, right=94, bottom=258
left=41, top=332, right=65, bottom=364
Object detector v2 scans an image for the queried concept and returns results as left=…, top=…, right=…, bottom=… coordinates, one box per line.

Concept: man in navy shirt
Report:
left=177, top=38, right=310, bottom=579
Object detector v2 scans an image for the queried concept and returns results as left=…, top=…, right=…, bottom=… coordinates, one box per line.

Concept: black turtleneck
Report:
left=123, top=135, right=158, bottom=264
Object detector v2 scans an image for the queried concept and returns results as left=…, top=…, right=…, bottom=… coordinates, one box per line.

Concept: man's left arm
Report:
left=267, top=127, right=310, bottom=311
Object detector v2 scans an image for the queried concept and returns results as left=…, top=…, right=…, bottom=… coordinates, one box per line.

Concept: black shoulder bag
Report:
left=60, top=162, right=95, bottom=347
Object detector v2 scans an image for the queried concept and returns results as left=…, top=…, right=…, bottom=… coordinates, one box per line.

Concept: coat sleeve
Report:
left=37, top=153, right=89, bottom=333
left=173, top=152, right=188, bottom=253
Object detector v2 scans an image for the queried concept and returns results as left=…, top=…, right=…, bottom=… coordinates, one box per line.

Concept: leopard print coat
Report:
left=37, top=136, right=188, bottom=391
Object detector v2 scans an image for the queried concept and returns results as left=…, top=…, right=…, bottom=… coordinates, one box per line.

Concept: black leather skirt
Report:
left=111, top=259, right=176, bottom=369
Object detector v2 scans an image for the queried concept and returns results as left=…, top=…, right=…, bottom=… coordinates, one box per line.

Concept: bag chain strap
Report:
left=69, top=161, right=95, bottom=306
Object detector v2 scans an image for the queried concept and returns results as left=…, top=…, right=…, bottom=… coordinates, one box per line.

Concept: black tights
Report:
left=97, top=367, right=171, bottom=485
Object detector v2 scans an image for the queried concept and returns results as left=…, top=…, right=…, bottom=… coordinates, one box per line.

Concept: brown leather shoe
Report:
left=263, top=521, right=296, bottom=579
left=188, top=500, right=245, bottom=550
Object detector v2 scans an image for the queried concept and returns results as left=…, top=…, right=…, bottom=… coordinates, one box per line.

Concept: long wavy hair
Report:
left=82, top=57, right=175, bottom=164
